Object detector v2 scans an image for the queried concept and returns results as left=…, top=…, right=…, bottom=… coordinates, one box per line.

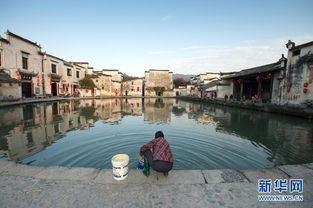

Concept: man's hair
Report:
left=155, top=131, right=164, bottom=138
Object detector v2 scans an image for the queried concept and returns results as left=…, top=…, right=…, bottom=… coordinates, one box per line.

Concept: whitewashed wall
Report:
left=280, top=44, right=313, bottom=105
left=0, top=83, right=21, bottom=100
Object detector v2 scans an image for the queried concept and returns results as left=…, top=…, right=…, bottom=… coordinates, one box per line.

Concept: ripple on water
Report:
left=7, top=99, right=312, bottom=170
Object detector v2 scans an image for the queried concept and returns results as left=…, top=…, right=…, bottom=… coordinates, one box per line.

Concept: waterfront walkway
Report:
left=0, top=160, right=312, bottom=208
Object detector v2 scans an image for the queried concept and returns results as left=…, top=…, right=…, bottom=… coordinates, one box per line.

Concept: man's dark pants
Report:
left=143, top=149, right=173, bottom=173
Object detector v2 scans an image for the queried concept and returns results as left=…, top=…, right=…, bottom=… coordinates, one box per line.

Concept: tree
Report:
left=79, top=77, right=96, bottom=89
left=173, top=77, right=187, bottom=88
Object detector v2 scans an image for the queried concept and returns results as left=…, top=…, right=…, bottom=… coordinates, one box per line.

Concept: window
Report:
left=293, top=50, right=300, bottom=56
left=51, top=64, right=57, bottom=73
left=22, top=53, right=28, bottom=69
left=67, top=68, right=72, bottom=76
left=96, top=80, right=98, bottom=82
left=137, top=87, right=140, bottom=91
left=54, top=123, right=59, bottom=133
left=132, top=81, right=134, bottom=85
left=26, top=132, right=34, bottom=148
left=76, top=71, right=80, bottom=78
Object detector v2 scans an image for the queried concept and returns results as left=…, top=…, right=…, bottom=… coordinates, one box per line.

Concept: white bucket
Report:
left=111, top=154, right=129, bottom=181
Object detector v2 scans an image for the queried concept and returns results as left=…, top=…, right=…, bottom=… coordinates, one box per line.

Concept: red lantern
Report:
left=256, top=76, right=262, bottom=81
left=303, top=88, right=308, bottom=94
left=9, top=83, right=13, bottom=87
left=288, top=82, right=292, bottom=88
left=304, top=82, right=309, bottom=88
left=237, top=79, right=242, bottom=83
left=287, top=87, right=291, bottom=93
left=0, top=83, right=2, bottom=87
left=267, top=74, right=273, bottom=79
left=230, top=79, right=234, bottom=83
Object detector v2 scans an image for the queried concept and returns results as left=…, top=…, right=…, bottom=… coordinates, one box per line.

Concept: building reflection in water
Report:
left=0, top=98, right=312, bottom=166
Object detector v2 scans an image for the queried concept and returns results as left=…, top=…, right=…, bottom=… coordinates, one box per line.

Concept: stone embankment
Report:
left=1, top=96, right=312, bottom=119
left=0, top=96, right=175, bottom=108
left=0, top=160, right=312, bottom=208
left=179, top=96, right=313, bottom=119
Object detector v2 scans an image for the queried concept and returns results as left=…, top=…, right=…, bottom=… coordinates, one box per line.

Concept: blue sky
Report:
left=1, top=0, right=313, bottom=76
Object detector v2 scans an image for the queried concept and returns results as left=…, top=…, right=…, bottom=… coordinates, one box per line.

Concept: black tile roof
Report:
left=291, top=41, right=313, bottom=51
left=149, top=69, right=170, bottom=71
left=0, top=37, right=9, bottom=44
left=222, top=62, right=283, bottom=79
left=0, top=69, right=20, bottom=83
left=200, top=80, right=219, bottom=89
left=63, top=61, right=73, bottom=67
left=102, top=69, right=119, bottom=71
left=47, top=53, right=64, bottom=62
left=6, top=31, right=41, bottom=48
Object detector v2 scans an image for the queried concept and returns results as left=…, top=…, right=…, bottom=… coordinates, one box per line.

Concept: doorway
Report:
left=51, top=83, right=58, bottom=96
left=22, top=83, right=32, bottom=98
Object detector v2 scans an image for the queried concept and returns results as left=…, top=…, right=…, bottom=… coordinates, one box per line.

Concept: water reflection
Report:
left=0, top=98, right=312, bottom=169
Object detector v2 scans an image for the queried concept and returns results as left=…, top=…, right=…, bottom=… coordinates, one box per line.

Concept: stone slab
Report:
left=94, top=169, right=158, bottom=184
left=34, top=166, right=100, bottom=182
left=0, top=160, right=13, bottom=172
left=94, top=169, right=205, bottom=185
left=303, top=162, right=313, bottom=170
left=6, top=174, right=311, bottom=208
left=201, top=170, right=224, bottom=184
left=156, top=170, right=205, bottom=184
left=0, top=170, right=312, bottom=208
left=242, top=168, right=289, bottom=183
left=1, top=163, right=45, bottom=177
left=278, top=165, right=313, bottom=184
left=202, top=169, right=249, bottom=184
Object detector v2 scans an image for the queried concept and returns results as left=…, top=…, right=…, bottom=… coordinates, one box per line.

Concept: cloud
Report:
left=170, top=35, right=313, bottom=74
left=181, top=45, right=205, bottom=50
left=161, top=15, right=171, bottom=21
left=148, top=50, right=174, bottom=55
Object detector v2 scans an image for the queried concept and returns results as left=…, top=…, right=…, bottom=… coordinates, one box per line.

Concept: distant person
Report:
left=139, top=131, right=173, bottom=176
left=224, top=94, right=228, bottom=101
left=252, top=95, right=256, bottom=103
left=229, top=94, right=233, bottom=101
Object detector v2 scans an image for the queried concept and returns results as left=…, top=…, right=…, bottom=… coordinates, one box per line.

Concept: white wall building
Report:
left=279, top=40, right=313, bottom=105
left=0, top=31, right=43, bottom=99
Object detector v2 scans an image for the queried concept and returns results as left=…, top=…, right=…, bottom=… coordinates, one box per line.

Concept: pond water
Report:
left=0, top=98, right=312, bottom=170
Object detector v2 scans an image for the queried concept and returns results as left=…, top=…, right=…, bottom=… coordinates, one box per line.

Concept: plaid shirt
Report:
left=140, top=137, right=173, bottom=163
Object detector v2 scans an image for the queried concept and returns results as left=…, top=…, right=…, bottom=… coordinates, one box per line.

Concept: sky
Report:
left=1, top=0, right=313, bottom=77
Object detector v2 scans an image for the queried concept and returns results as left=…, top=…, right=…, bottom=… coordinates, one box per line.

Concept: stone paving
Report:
left=0, top=160, right=312, bottom=208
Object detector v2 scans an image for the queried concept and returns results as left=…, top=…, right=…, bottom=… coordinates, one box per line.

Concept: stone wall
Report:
left=102, top=70, right=122, bottom=96
left=144, top=70, right=173, bottom=96
left=0, top=83, right=21, bottom=100
left=280, top=43, right=313, bottom=105
left=217, top=83, right=233, bottom=99
left=270, top=71, right=282, bottom=104
left=122, top=79, right=143, bottom=96
left=92, top=74, right=112, bottom=96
